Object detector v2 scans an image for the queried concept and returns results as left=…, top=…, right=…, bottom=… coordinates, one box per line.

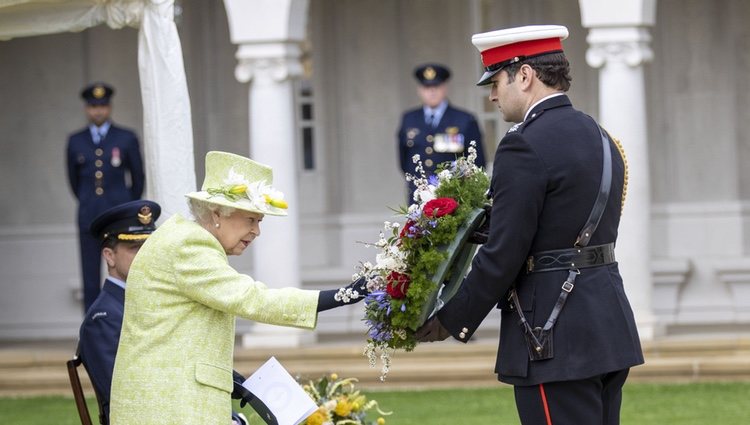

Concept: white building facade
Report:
left=1, top=0, right=748, bottom=343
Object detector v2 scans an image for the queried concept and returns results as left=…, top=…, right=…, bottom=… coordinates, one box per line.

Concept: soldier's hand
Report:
left=415, top=316, right=451, bottom=342
left=468, top=204, right=491, bottom=244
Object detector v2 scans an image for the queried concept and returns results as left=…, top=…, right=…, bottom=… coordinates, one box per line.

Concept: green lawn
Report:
left=1, top=382, right=748, bottom=424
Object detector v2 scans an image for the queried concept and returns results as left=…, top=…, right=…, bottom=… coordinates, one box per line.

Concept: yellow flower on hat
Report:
left=229, top=184, right=247, bottom=195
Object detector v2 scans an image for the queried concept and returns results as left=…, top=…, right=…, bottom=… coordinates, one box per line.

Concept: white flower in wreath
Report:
left=438, top=169, right=453, bottom=182
left=414, top=184, right=436, bottom=204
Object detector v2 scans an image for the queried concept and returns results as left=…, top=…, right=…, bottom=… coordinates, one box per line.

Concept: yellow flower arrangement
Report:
left=303, top=373, right=391, bottom=425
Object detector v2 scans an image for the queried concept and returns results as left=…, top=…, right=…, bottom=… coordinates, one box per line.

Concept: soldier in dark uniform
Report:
left=397, top=63, right=486, bottom=200
left=78, top=200, right=250, bottom=425
left=66, top=82, right=145, bottom=311
left=416, top=26, right=644, bottom=424
left=78, top=200, right=160, bottom=424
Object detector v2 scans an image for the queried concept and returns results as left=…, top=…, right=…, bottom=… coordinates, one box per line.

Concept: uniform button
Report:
left=95, top=171, right=103, bottom=178
left=95, top=159, right=103, bottom=167
left=425, top=147, right=433, bottom=154
left=425, top=159, right=433, bottom=167
left=426, top=135, right=434, bottom=142
left=459, top=332, right=466, bottom=339
left=462, top=327, right=469, bottom=333
left=95, top=148, right=103, bottom=156
left=406, top=140, right=414, bottom=147
left=531, top=113, right=537, bottom=118
left=95, top=187, right=104, bottom=196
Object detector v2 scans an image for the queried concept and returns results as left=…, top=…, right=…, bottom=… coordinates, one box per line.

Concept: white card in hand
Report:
left=242, top=356, right=317, bottom=425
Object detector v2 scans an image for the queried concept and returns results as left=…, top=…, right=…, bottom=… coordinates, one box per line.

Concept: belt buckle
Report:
left=562, top=279, right=574, bottom=293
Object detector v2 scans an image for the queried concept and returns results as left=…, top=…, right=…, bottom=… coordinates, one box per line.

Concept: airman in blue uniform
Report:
left=66, top=83, right=145, bottom=311
left=416, top=26, right=644, bottom=425
left=397, top=63, right=486, bottom=200
left=78, top=199, right=160, bottom=424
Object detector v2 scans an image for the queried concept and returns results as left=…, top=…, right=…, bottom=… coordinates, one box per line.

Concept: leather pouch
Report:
left=523, top=326, right=554, bottom=361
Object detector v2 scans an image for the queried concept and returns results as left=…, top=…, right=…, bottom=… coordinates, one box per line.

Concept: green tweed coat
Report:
left=110, top=214, right=319, bottom=424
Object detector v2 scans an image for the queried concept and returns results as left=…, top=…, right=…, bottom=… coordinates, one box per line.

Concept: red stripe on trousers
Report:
left=539, top=383, right=553, bottom=425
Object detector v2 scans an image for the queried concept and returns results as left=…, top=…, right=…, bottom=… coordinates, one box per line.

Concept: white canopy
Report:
left=0, top=0, right=195, bottom=217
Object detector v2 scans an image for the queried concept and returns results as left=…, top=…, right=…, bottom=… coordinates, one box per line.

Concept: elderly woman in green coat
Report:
left=110, top=151, right=364, bottom=424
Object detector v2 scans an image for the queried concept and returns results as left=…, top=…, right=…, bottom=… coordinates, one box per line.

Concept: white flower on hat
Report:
left=246, top=180, right=288, bottom=210
left=211, top=167, right=288, bottom=211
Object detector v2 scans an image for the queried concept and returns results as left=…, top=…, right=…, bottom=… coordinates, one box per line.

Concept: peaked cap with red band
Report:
left=472, top=25, right=569, bottom=86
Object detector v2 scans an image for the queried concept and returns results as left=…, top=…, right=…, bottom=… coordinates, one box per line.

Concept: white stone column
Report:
left=584, top=25, right=657, bottom=340
left=224, top=0, right=313, bottom=347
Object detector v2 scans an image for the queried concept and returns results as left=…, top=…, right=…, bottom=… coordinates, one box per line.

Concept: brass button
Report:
left=95, top=159, right=103, bottom=167
left=425, top=159, right=434, bottom=167
left=95, top=187, right=104, bottom=196
left=462, top=327, right=469, bottom=333
left=95, top=148, right=103, bottom=156
left=425, top=147, right=433, bottom=154
left=406, top=140, right=414, bottom=148
left=426, top=135, right=434, bottom=142
left=95, top=171, right=103, bottom=179
left=459, top=332, right=466, bottom=339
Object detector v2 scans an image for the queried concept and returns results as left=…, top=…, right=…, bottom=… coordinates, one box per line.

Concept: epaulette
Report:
left=505, top=109, right=547, bottom=135
left=517, top=109, right=546, bottom=133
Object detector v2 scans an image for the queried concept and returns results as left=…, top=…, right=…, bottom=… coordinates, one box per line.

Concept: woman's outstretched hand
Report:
left=317, top=277, right=369, bottom=312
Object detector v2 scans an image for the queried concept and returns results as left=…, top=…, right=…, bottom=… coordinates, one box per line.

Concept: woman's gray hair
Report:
left=187, top=198, right=236, bottom=224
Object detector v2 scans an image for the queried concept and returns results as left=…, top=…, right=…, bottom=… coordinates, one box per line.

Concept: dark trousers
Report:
left=78, top=230, right=102, bottom=311
left=514, top=369, right=630, bottom=425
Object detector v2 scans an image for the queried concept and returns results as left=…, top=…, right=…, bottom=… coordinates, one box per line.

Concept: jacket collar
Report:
left=102, top=279, right=125, bottom=304
left=525, top=93, right=570, bottom=121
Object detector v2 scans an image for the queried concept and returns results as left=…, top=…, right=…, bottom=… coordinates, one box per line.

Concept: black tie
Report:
left=428, top=113, right=436, bottom=128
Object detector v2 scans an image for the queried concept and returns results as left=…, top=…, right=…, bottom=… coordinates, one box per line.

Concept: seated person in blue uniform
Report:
left=67, top=82, right=145, bottom=311
left=78, top=200, right=161, bottom=424
left=397, top=63, right=486, bottom=200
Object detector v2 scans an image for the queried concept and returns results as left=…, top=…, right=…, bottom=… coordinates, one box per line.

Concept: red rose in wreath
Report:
left=423, top=197, right=459, bottom=218
left=386, top=271, right=410, bottom=299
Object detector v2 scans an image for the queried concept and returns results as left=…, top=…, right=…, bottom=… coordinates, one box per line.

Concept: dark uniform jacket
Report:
left=398, top=104, right=486, bottom=194
left=79, top=279, right=125, bottom=423
left=66, top=123, right=145, bottom=229
left=438, top=95, right=644, bottom=386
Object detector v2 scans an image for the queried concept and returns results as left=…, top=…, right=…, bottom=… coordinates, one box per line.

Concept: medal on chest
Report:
left=111, top=147, right=122, bottom=167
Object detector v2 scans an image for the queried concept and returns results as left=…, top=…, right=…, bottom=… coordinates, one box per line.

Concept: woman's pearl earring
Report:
left=215, top=222, right=220, bottom=228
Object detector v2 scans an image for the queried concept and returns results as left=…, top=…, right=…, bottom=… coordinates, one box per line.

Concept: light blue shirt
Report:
left=423, top=101, right=448, bottom=128
left=107, top=276, right=126, bottom=290
left=88, top=121, right=112, bottom=145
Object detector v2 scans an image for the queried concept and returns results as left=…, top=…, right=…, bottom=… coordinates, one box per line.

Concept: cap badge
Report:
left=93, top=86, right=106, bottom=99
left=138, top=206, right=153, bottom=225
left=423, top=67, right=436, bottom=80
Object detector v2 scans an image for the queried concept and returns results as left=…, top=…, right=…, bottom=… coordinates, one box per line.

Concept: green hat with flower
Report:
left=185, top=151, right=288, bottom=216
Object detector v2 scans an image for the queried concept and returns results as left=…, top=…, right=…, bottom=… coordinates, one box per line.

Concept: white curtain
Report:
left=0, top=0, right=195, bottom=217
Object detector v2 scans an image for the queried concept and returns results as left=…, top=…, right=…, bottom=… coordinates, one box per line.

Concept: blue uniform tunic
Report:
left=397, top=104, right=486, bottom=197
left=438, top=95, right=644, bottom=386
left=66, top=123, right=144, bottom=310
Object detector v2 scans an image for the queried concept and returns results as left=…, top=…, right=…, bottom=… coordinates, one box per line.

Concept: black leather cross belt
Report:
left=526, top=243, right=615, bottom=273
